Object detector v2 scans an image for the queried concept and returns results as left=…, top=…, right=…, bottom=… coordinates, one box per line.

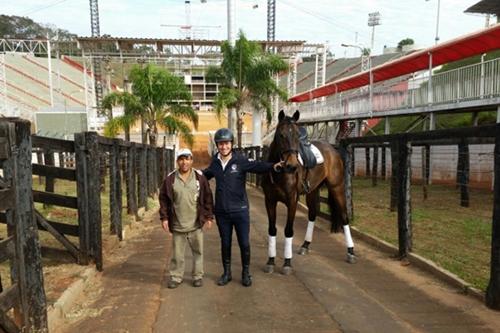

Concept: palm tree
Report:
left=102, top=92, right=142, bottom=141
left=128, top=64, right=198, bottom=147
left=206, top=31, right=288, bottom=147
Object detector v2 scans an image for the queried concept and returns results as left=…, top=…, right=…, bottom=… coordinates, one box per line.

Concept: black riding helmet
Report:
left=214, top=128, right=234, bottom=143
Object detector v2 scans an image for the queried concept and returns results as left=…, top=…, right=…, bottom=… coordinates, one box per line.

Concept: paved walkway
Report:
left=59, top=186, right=500, bottom=333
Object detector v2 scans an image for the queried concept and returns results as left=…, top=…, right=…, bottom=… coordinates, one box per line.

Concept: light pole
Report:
left=341, top=43, right=373, bottom=118
left=426, top=0, right=441, bottom=44
left=367, top=12, right=381, bottom=54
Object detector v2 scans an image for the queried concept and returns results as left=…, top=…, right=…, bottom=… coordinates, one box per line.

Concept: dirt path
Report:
left=58, top=186, right=500, bottom=333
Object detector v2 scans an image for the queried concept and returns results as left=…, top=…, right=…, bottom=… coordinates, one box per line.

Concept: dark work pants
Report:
left=216, top=210, right=250, bottom=265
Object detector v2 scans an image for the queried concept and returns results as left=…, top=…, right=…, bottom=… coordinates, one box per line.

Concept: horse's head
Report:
left=275, top=110, right=301, bottom=173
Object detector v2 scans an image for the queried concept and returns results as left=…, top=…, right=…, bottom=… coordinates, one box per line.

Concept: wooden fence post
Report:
left=126, top=143, right=138, bottom=218
left=2, top=119, right=48, bottom=331
left=43, top=149, right=55, bottom=195
left=75, top=132, right=102, bottom=271
left=150, top=147, right=157, bottom=194
left=381, top=145, right=386, bottom=180
left=486, top=129, right=500, bottom=310
left=422, top=144, right=429, bottom=200
left=157, top=147, right=164, bottom=188
left=372, top=146, right=378, bottom=186
left=99, top=150, right=106, bottom=192
left=74, top=133, right=90, bottom=265
left=109, top=139, right=123, bottom=240
left=390, top=142, right=399, bottom=212
left=138, top=145, right=148, bottom=210
left=458, top=141, right=470, bottom=207
left=396, top=138, right=412, bottom=258
left=365, top=147, right=371, bottom=177
left=146, top=146, right=152, bottom=197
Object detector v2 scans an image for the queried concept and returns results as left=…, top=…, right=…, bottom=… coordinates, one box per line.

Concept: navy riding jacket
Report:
left=203, top=152, right=274, bottom=214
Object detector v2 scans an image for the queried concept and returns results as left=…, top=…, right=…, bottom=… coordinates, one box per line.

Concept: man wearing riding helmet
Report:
left=203, top=128, right=283, bottom=287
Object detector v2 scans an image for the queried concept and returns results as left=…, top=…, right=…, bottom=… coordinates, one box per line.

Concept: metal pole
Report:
left=428, top=52, right=433, bottom=105
left=435, top=0, right=441, bottom=44
left=371, top=25, right=375, bottom=52
left=47, top=36, right=54, bottom=107
left=227, top=0, right=235, bottom=46
left=227, top=0, right=237, bottom=133
left=369, top=56, right=373, bottom=117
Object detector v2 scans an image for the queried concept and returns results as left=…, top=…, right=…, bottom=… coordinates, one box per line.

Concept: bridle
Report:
left=276, top=120, right=300, bottom=173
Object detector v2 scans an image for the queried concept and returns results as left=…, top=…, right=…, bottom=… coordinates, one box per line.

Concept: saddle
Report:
left=297, top=128, right=324, bottom=194
left=297, top=127, right=324, bottom=169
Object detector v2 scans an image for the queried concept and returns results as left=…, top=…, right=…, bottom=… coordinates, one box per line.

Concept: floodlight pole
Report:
left=227, top=0, right=237, bottom=134
left=367, top=12, right=381, bottom=118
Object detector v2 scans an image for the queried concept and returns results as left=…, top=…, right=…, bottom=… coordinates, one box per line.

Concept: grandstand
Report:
left=0, top=36, right=412, bottom=153
left=1, top=52, right=91, bottom=123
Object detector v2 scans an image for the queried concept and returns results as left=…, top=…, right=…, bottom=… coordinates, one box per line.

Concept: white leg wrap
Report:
left=268, top=236, right=276, bottom=258
left=305, top=221, right=315, bottom=242
left=343, top=225, right=354, bottom=248
left=284, top=237, right=293, bottom=259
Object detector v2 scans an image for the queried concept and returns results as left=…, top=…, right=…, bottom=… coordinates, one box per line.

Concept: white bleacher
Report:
left=2, top=53, right=91, bottom=121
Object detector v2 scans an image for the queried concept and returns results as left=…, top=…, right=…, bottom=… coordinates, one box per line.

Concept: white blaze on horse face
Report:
left=305, top=221, right=315, bottom=242
left=343, top=225, right=354, bottom=248
left=268, top=235, right=276, bottom=258
left=284, top=237, right=293, bottom=259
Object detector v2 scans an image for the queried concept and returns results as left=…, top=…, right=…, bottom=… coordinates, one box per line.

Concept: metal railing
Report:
left=299, top=57, right=500, bottom=121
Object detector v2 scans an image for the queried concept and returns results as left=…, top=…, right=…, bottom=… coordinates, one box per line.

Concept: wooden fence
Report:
left=0, top=117, right=174, bottom=332
left=0, top=119, right=47, bottom=332
left=338, top=124, right=500, bottom=310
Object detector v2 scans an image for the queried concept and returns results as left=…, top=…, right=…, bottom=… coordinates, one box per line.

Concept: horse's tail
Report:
left=328, top=190, right=345, bottom=233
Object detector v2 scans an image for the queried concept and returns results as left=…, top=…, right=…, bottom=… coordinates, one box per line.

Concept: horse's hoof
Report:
left=264, top=264, right=274, bottom=274
left=346, top=253, right=357, bottom=264
left=282, top=265, right=293, bottom=275
left=298, top=247, right=309, bottom=255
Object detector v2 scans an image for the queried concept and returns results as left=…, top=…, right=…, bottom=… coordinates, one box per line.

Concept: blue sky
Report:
left=1, top=0, right=491, bottom=57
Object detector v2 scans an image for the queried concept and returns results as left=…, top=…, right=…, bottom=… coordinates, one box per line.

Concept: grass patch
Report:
left=315, top=177, right=492, bottom=291
left=1, top=175, right=158, bottom=303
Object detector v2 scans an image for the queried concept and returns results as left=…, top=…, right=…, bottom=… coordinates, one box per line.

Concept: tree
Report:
left=128, top=64, right=198, bottom=147
left=101, top=92, right=142, bottom=141
left=206, top=31, right=288, bottom=147
left=397, top=38, right=415, bottom=51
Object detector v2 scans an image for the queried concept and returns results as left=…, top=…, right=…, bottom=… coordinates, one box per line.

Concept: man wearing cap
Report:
left=203, top=128, right=283, bottom=287
left=159, top=148, right=214, bottom=289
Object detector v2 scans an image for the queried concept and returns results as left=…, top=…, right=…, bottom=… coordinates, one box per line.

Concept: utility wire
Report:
left=21, top=0, right=74, bottom=16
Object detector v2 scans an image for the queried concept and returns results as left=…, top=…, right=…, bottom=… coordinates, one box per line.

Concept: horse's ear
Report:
left=292, top=110, right=300, bottom=122
left=278, top=110, right=285, bottom=122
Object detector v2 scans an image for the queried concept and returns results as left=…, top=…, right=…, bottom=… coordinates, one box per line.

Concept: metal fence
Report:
left=299, top=57, right=500, bottom=121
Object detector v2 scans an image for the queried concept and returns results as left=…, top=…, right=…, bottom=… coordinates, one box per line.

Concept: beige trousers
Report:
left=169, top=228, right=204, bottom=282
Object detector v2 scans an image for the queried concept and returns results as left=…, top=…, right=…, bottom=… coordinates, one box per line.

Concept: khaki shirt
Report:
left=172, top=170, right=199, bottom=232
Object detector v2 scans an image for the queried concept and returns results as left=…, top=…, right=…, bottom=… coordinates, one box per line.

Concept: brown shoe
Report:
left=167, top=279, right=181, bottom=289
left=192, top=279, right=203, bottom=287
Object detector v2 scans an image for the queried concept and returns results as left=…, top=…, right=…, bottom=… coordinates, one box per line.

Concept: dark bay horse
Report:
left=261, top=110, right=356, bottom=274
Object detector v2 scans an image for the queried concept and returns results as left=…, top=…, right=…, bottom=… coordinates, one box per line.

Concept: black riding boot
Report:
left=217, top=247, right=232, bottom=286
left=241, top=246, right=252, bottom=287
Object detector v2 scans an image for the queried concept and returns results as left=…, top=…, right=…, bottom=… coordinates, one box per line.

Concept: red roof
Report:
left=290, top=23, right=500, bottom=103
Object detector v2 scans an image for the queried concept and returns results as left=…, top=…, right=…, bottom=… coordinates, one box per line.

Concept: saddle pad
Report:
left=298, top=144, right=324, bottom=166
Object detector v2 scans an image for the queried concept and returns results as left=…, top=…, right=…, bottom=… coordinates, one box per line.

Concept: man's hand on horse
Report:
left=161, top=220, right=170, bottom=233
left=273, top=161, right=285, bottom=172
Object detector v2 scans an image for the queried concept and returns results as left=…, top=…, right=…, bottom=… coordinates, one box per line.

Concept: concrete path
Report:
left=59, top=186, right=499, bottom=333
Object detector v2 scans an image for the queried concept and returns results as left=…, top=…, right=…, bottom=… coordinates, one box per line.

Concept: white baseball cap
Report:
left=176, top=148, right=193, bottom=159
